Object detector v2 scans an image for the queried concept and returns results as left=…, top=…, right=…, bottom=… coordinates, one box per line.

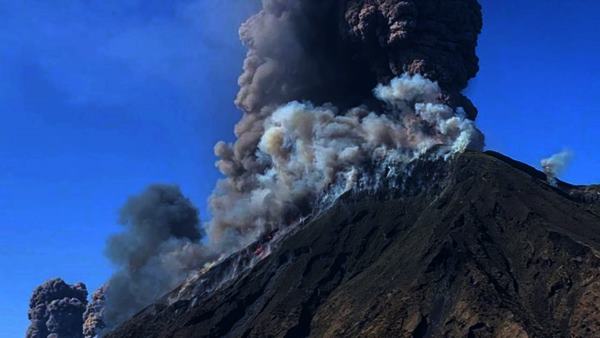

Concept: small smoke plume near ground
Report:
left=27, top=279, right=88, bottom=338
left=101, top=184, right=211, bottom=328
left=541, top=150, right=573, bottom=186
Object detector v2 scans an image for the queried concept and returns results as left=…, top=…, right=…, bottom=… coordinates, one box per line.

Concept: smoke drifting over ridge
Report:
left=541, top=150, right=573, bottom=186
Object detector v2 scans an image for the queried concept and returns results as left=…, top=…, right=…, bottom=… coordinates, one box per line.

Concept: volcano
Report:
left=26, top=1, right=600, bottom=337
left=106, top=151, right=600, bottom=337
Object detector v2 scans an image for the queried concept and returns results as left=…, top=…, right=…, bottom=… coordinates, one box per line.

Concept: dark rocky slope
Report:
left=107, top=151, right=600, bottom=337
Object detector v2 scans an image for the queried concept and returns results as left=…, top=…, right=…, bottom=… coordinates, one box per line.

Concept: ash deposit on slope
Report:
left=27, top=0, right=487, bottom=335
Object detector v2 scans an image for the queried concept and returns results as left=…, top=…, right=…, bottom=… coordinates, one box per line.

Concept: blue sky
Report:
left=1, top=0, right=599, bottom=336
left=472, top=0, right=600, bottom=181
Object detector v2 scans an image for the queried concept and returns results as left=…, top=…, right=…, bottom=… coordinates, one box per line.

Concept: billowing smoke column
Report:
left=27, top=279, right=88, bottom=338
left=101, top=184, right=210, bottom=328
left=209, top=0, right=483, bottom=250
left=541, top=150, right=573, bottom=186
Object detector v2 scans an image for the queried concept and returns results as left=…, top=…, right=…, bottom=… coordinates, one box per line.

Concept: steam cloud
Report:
left=102, top=184, right=211, bottom=327
left=210, top=74, right=483, bottom=251
left=541, top=150, right=573, bottom=186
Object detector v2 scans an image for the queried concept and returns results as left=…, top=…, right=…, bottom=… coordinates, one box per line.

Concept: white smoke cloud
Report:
left=541, top=150, right=573, bottom=186
left=208, top=74, right=483, bottom=252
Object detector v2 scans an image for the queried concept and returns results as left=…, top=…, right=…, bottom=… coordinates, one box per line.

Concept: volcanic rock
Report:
left=106, top=151, right=600, bottom=337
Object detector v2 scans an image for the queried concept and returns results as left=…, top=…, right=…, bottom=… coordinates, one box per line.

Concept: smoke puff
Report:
left=103, top=184, right=211, bottom=328
left=27, top=279, right=88, bottom=338
left=82, top=285, right=107, bottom=338
left=541, top=150, right=573, bottom=186
left=107, top=184, right=201, bottom=266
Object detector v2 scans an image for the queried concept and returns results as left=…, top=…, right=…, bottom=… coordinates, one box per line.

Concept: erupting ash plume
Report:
left=209, top=0, right=483, bottom=251
left=102, top=184, right=210, bottom=328
left=541, top=150, right=573, bottom=186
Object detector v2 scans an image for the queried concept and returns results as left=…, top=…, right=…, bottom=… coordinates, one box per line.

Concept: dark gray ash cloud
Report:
left=102, top=184, right=210, bottom=327
left=27, top=279, right=88, bottom=338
